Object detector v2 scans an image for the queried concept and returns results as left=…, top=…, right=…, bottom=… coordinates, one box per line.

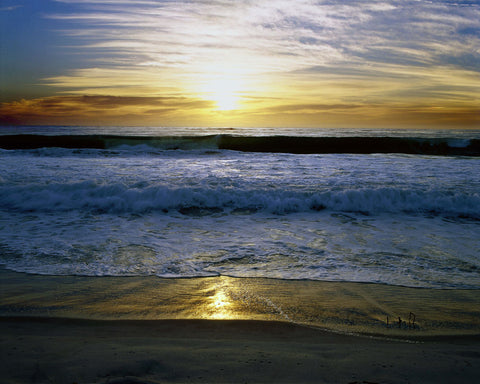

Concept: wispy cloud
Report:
left=0, top=5, right=23, bottom=12
left=4, top=0, right=480, bottom=127
left=46, top=1, right=480, bottom=77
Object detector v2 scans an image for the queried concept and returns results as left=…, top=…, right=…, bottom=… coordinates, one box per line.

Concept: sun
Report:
left=214, top=90, right=238, bottom=111
left=201, top=75, right=244, bottom=111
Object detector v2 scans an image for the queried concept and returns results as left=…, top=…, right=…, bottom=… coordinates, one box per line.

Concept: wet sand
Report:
left=2, top=269, right=479, bottom=336
left=1, top=269, right=480, bottom=383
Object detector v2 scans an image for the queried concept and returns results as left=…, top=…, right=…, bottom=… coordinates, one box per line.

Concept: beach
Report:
left=1, top=269, right=480, bottom=383
left=3, top=0, right=480, bottom=380
left=1, top=126, right=479, bottom=383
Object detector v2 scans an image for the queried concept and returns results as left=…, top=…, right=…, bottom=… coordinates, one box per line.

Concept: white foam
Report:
left=1, top=181, right=478, bottom=218
left=0, top=211, right=479, bottom=289
left=1, top=142, right=479, bottom=288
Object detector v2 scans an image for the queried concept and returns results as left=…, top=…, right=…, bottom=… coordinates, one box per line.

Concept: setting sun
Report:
left=214, top=92, right=238, bottom=111
left=200, top=75, right=245, bottom=111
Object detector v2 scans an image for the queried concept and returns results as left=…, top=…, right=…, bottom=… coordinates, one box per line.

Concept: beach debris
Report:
left=408, top=312, right=416, bottom=329
left=386, top=312, right=418, bottom=330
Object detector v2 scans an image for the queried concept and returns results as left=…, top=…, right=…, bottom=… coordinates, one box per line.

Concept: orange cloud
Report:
left=0, top=95, right=214, bottom=126
left=1, top=94, right=478, bottom=129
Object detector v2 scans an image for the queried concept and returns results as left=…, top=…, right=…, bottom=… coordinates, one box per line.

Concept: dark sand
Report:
left=1, top=269, right=480, bottom=383
left=1, top=317, right=480, bottom=384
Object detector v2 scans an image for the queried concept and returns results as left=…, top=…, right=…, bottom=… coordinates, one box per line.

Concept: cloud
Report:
left=44, top=1, right=480, bottom=78
left=3, top=1, right=479, bottom=128
left=2, top=91, right=478, bottom=128
left=0, top=5, right=22, bottom=12
left=248, top=100, right=480, bottom=129
left=264, top=103, right=366, bottom=114
left=0, top=95, right=214, bottom=126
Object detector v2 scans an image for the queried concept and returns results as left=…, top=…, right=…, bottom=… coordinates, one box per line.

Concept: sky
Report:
left=0, top=0, right=479, bottom=128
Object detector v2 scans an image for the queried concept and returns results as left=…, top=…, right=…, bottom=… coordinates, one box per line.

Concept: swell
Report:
left=218, top=135, right=480, bottom=156
left=1, top=134, right=479, bottom=156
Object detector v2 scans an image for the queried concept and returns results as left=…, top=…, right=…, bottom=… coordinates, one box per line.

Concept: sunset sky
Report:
left=1, top=0, right=479, bottom=128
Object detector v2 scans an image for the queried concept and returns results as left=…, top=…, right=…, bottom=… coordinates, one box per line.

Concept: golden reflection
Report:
left=194, top=276, right=286, bottom=322
left=210, top=290, right=231, bottom=319
left=206, top=280, right=235, bottom=320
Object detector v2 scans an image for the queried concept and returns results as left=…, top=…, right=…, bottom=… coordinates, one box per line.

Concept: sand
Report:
left=1, top=317, right=480, bottom=384
left=1, top=268, right=480, bottom=383
left=2, top=269, right=480, bottom=336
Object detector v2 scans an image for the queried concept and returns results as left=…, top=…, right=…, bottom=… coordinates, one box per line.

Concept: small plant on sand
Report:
left=385, top=312, right=417, bottom=330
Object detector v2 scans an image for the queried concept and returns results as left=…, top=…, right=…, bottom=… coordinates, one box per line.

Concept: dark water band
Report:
left=1, top=134, right=479, bottom=156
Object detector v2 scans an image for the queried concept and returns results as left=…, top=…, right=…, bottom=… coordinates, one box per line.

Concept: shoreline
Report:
left=1, top=268, right=479, bottom=337
left=1, top=268, right=480, bottom=383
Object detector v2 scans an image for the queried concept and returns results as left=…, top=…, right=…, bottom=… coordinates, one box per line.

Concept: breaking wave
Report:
left=1, top=181, right=478, bottom=218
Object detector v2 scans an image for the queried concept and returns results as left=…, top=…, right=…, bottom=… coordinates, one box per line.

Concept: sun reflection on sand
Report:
left=200, top=278, right=239, bottom=320
left=209, top=289, right=232, bottom=319
left=197, top=277, right=289, bottom=322
left=193, top=276, right=269, bottom=320
left=1, top=270, right=480, bottom=336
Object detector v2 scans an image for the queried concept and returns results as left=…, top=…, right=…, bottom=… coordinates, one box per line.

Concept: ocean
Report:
left=1, top=126, right=479, bottom=290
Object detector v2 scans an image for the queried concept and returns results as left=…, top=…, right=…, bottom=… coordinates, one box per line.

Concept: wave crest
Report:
left=1, top=182, right=478, bottom=218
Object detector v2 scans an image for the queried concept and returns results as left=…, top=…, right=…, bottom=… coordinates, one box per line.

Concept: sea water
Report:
left=0, top=126, right=479, bottom=289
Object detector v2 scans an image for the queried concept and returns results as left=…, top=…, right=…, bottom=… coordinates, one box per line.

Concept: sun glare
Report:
left=215, top=91, right=238, bottom=111
left=201, top=75, right=244, bottom=111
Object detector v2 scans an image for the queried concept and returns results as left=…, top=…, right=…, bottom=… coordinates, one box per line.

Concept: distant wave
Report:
left=1, top=181, right=478, bottom=218
left=1, top=134, right=479, bottom=156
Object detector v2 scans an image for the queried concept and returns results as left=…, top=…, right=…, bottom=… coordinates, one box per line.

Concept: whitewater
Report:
left=0, top=127, right=479, bottom=289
